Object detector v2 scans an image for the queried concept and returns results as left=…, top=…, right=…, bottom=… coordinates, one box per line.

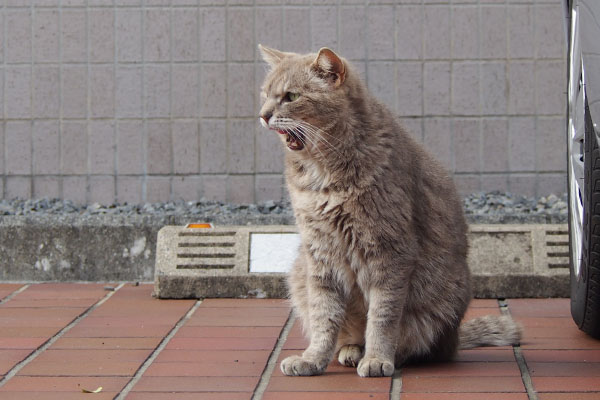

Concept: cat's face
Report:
left=258, top=46, right=347, bottom=154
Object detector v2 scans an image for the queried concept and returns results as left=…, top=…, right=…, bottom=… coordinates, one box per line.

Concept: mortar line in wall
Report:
left=2, top=1, right=6, bottom=198
left=3, top=4, right=303, bottom=9
left=363, top=0, right=368, bottom=92
left=280, top=0, right=284, bottom=55
left=57, top=0, right=64, bottom=199
left=477, top=0, right=483, bottom=192
left=503, top=116, right=510, bottom=191
left=112, top=1, right=119, bottom=202
left=252, top=0, right=257, bottom=203
left=2, top=170, right=567, bottom=178
left=181, top=111, right=557, bottom=119
left=419, top=0, right=425, bottom=144
left=336, top=0, right=340, bottom=60
left=504, top=0, right=510, bottom=108
left=251, top=0, right=256, bottom=203
left=29, top=2, right=35, bottom=198
left=225, top=0, right=230, bottom=202
left=534, top=112, right=540, bottom=196
left=393, top=0, right=398, bottom=115
left=197, top=0, right=202, bottom=200
left=503, top=0, right=510, bottom=194
left=85, top=0, right=91, bottom=204
left=113, top=5, right=122, bottom=203
left=1, top=55, right=567, bottom=66
left=31, top=7, right=37, bottom=197
left=0, top=283, right=126, bottom=390
left=449, top=2, right=455, bottom=174
left=506, top=74, right=514, bottom=194
left=0, top=112, right=568, bottom=122
left=335, top=2, right=342, bottom=77
left=308, top=0, right=312, bottom=49
left=141, top=0, right=148, bottom=202
left=168, top=2, right=174, bottom=202
left=532, top=1, right=540, bottom=197
left=112, top=0, right=118, bottom=203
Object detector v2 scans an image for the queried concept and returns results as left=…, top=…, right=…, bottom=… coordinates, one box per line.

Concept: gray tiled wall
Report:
left=0, top=0, right=566, bottom=204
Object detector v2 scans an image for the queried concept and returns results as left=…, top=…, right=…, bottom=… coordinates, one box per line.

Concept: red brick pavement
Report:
left=0, top=284, right=597, bottom=399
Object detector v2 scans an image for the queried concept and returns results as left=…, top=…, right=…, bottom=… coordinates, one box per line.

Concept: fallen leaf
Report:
left=81, top=386, right=103, bottom=393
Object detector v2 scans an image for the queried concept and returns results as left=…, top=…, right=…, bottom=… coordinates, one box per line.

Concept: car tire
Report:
left=567, top=0, right=600, bottom=338
left=569, top=97, right=600, bottom=339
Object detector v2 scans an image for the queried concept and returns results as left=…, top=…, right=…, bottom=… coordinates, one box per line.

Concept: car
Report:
left=565, top=0, right=600, bottom=338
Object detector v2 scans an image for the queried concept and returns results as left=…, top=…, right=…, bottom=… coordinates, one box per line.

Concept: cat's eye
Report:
left=284, top=92, right=300, bottom=102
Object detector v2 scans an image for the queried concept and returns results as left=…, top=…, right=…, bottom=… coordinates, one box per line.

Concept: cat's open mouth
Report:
left=278, top=130, right=304, bottom=151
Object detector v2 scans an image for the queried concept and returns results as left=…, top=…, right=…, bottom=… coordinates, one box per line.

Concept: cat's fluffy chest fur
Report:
left=290, top=183, right=367, bottom=281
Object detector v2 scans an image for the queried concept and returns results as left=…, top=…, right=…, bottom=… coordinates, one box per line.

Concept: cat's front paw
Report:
left=338, top=344, right=363, bottom=367
left=357, top=356, right=394, bottom=377
left=280, top=355, right=326, bottom=376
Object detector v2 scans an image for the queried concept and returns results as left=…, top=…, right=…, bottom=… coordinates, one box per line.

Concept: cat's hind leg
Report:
left=335, top=292, right=367, bottom=368
left=338, top=344, right=363, bottom=367
left=394, top=309, right=460, bottom=365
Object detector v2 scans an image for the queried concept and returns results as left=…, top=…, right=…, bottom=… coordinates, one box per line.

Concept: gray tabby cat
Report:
left=258, top=45, right=522, bottom=378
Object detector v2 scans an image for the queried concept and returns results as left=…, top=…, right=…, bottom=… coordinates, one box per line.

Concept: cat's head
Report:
left=258, top=45, right=351, bottom=154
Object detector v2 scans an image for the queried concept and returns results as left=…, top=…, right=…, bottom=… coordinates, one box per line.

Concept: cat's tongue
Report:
left=280, top=130, right=304, bottom=151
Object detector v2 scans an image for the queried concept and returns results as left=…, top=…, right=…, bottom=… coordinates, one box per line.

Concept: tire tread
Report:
left=580, top=102, right=600, bottom=338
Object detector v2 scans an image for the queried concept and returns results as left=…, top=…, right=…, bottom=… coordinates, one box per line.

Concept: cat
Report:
left=258, top=45, right=522, bottom=378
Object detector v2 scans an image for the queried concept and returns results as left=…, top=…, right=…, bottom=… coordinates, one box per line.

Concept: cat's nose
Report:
left=261, top=111, right=273, bottom=124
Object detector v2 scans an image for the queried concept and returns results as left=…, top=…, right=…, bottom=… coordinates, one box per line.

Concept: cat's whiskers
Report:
left=295, top=120, right=344, bottom=147
left=298, top=120, right=344, bottom=144
left=294, top=122, right=341, bottom=156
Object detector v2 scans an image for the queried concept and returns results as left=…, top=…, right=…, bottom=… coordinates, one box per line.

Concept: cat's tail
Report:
left=458, top=315, right=523, bottom=350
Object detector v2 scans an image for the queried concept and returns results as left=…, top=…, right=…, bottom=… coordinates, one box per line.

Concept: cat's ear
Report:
left=258, top=44, right=286, bottom=68
left=311, top=48, right=346, bottom=87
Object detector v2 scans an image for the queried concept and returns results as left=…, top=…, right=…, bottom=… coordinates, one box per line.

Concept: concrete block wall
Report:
left=0, top=0, right=566, bottom=205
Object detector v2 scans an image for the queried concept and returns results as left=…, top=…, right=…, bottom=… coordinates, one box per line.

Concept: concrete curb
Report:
left=0, top=214, right=295, bottom=282
left=0, top=220, right=158, bottom=281
left=153, top=275, right=570, bottom=299
left=153, top=224, right=570, bottom=299
left=0, top=217, right=570, bottom=298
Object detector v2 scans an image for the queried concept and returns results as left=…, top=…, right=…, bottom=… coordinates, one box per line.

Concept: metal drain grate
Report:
left=176, top=230, right=237, bottom=269
left=546, top=228, right=570, bottom=269
left=155, top=225, right=249, bottom=277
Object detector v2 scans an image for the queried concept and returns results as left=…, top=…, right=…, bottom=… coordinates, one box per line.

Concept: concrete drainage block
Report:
left=153, top=224, right=569, bottom=299
left=154, top=224, right=297, bottom=299
left=468, top=224, right=569, bottom=298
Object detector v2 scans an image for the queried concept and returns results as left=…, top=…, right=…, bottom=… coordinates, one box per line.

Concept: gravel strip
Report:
left=0, top=191, right=568, bottom=225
